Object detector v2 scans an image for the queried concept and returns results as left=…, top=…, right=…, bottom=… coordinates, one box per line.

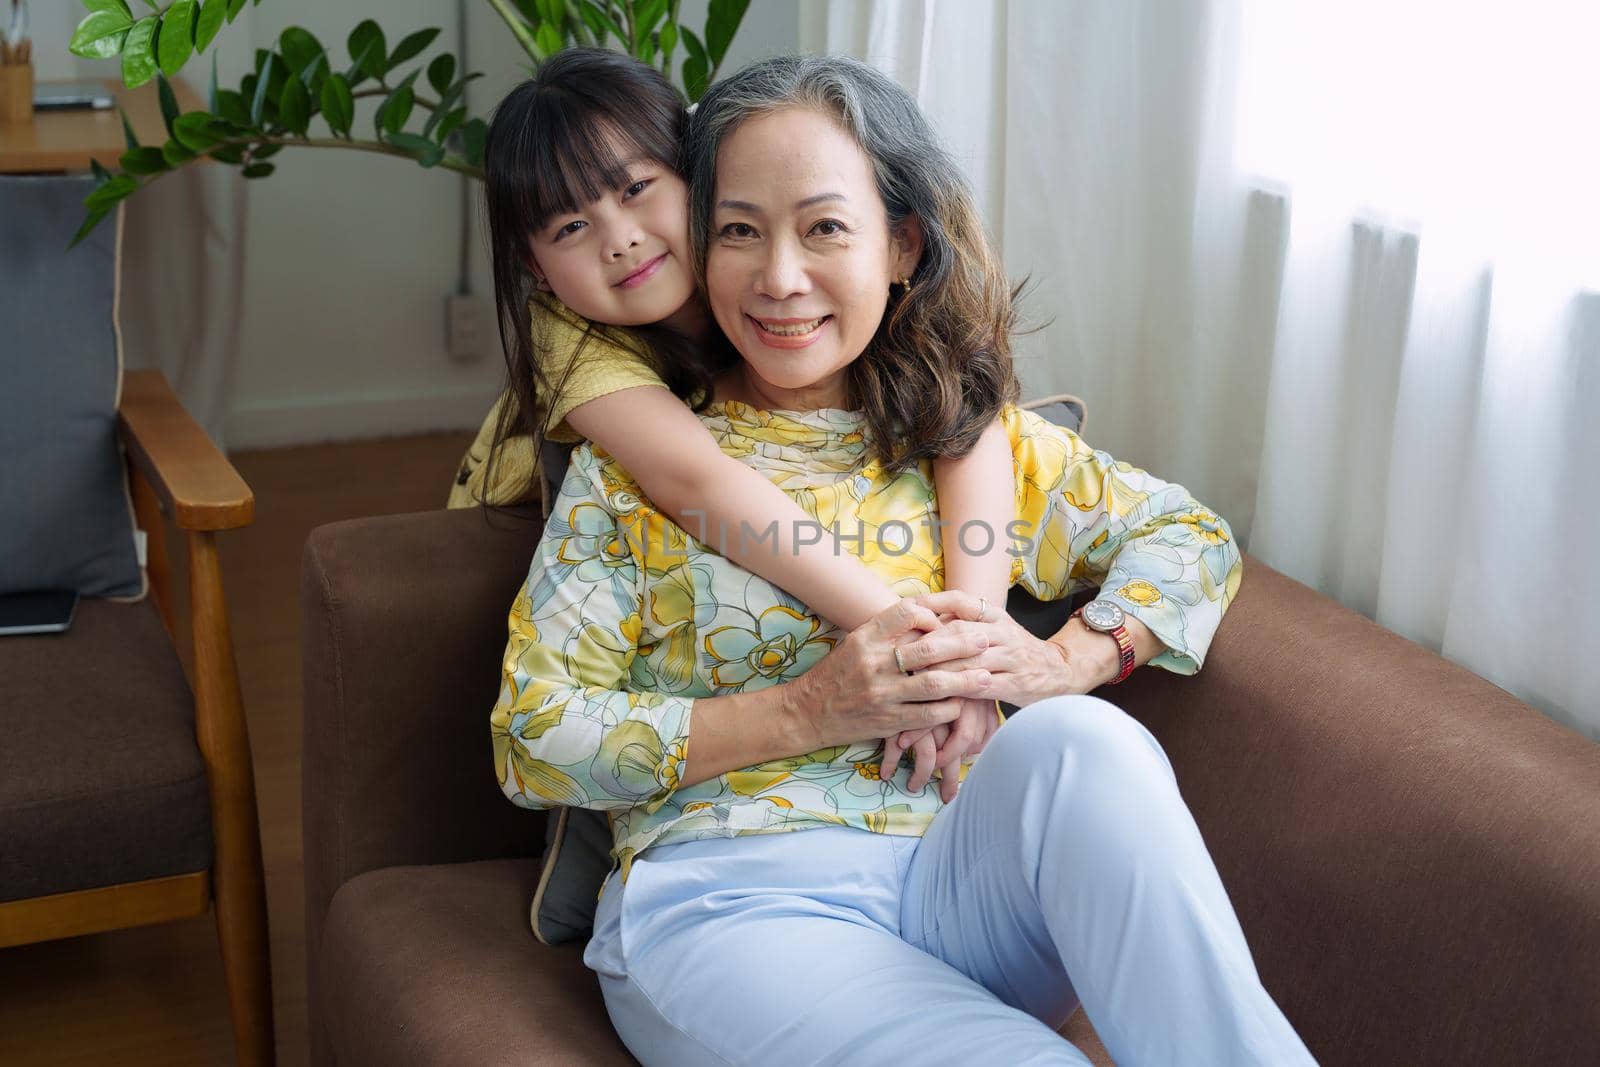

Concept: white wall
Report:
left=35, top=0, right=799, bottom=448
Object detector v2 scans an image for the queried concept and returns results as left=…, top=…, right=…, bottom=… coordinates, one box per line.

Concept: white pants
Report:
left=584, top=695, right=1316, bottom=1066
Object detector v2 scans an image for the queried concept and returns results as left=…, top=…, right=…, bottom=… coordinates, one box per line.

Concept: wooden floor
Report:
left=0, top=431, right=475, bottom=1067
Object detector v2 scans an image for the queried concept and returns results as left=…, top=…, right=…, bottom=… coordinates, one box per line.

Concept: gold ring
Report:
left=893, top=646, right=912, bottom=675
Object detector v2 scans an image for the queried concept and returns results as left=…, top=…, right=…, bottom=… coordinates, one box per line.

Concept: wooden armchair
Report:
left=0, top=369, right=274, bottom=1066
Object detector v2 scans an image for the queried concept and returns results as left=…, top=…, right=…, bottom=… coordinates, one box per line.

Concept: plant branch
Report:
left=483, top=0, right=541, bottom=61
left=222, top=134, right=485, bottom=178
left=351, top=87, right=441, bottom=110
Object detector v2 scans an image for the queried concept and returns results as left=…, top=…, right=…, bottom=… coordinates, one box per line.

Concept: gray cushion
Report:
left=0, top=176, right=142, bottom=599
left=0, top=597, right=211, bottom=901
left=532, top=396, right=1090, bottom=944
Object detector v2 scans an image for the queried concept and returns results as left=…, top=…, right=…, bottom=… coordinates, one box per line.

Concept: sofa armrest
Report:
left=1113, top=555, right=1600, bottom=1065
left=300, top=506, right=549, bottom=1026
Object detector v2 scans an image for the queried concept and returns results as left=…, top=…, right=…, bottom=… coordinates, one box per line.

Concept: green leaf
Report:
left=120, top=146, right=171, bottom=175
left=70, top=9, right=134, bottom=60
left=681, top=25, right=708, bottom=103
left=91, top=159, right=115, bottom=185
left=250, top=53, right=275, bottom=126
left=460, top=117, right=488, bottom=168
left=633, top=0, right=668, bottom=52
left=387, top=27, right=441, bottom=69
left=426, top=54, right=455, bottom=97
left=157, top=74, right=180, bottom=136
left=681, top=24, right=709, bottom=97
left=534, top=22, right=562, bottom=58
left=208, top=51, right=219, bottom=112
left=172, top=111, right=225, bottom=151
left=208, top=143, right=247, bottom=164
left=83, top=0, right=133, bottom=15
left=195, top=0, right=228, bottom=52
left=70, top=209, right=114, bottom=250
left=658, top=20, right=678, bottom=61
left=157, top=0, right=196, bottom=78
left=306, top=55, right=330, bottom=98
left=161, top=139, right=197, bottom=166
left=387, top=131, right=445, bottom=167
left=279, top=26, right=324, bottom=79
left=227, top=0, right=247, bottom=21
left=85, top=175, right=139, bottom=212
left=347, top=20, right=386, bottom=79
left=379, top=85, right=414, bottom=136
left=213, top=90, right=250, bottom=129
left=705, top=0, right=749, bottom=65
left=578, top=1, right=625, bottom=43
left=320, top=73, right=354, bottom=137
left=422, top=74, right=480, bottom=137
left=373, top=70, right=419, bottom=136
left=119, top=108, right=140, bottom=151
left=120, top=15, right=159, bottom=87
left=242, top=162, right=276, bottom=178
left=252, top=142, right=283, bottom=160
left=278, top=77, right=311, bottom=136
left=681, top=25, right=707, bottom=64
left=434, top=107, right=467, bottom=144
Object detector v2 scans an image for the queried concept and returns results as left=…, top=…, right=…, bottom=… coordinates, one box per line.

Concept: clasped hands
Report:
left=785, top=590, right=1090, bottom=805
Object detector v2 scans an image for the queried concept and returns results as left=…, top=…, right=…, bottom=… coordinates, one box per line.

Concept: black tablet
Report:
left=0, top=590, right=81, bottom=636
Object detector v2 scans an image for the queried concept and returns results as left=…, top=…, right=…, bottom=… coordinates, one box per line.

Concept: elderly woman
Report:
left=491, top=55, right=1312, bottom=1066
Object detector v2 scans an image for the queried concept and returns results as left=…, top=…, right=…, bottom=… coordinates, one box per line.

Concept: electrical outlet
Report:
left=445, top=294, right=485, bottom=362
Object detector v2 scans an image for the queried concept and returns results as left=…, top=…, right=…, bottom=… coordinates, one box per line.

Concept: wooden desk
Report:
left=0, top=78, right=202, bottom=174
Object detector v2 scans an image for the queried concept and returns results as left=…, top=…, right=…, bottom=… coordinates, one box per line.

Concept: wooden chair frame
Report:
left=0, top=369, right=274, bottom=1066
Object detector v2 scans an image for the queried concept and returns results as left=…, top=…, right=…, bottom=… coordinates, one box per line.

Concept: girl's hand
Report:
left=885, top=697, right=1001, bottom=802
left=784, top=592, right=994, bottom=751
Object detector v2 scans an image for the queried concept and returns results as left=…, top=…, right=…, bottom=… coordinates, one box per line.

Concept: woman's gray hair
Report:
left=683, top=53, right=965, bottom=283
left=682, top=53, right=1019, bottom=472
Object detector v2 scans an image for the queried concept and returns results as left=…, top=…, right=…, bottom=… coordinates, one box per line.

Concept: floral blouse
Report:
left=492, top=401, right=1242, bottom=877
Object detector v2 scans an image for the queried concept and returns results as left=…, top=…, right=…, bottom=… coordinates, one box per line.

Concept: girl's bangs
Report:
left=516, top=107, right=653, bottom=234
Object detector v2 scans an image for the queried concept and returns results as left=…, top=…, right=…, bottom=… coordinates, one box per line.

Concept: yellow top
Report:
left=447, top=293, right=666, bottom=511
left=492, top=402, right=1243, bottom=878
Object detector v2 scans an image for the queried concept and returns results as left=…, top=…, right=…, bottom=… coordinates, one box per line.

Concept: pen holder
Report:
left=0, top=62, right=34, bottom=125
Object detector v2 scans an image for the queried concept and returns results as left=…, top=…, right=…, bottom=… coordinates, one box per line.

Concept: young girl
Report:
left=451, top=49, right=1017, bottom=795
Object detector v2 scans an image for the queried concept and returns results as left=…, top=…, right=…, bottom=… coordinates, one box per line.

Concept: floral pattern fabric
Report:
left=492, top=401, right=1242, bottom=876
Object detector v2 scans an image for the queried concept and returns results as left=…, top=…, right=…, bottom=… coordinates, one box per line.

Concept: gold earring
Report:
left=896, top=276, right=914, bottom=293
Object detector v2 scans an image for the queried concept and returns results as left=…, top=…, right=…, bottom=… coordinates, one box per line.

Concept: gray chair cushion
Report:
left=0, top=597, right=211, bottom=901
left=533, top=396, right=1090, bottom=945
left=0, top=176, right=142, bottom=599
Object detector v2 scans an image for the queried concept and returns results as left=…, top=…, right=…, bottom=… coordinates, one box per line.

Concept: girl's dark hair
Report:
left=482, top=48, right=728, bottom=504
left=684, top=54, right=1020, bottom=473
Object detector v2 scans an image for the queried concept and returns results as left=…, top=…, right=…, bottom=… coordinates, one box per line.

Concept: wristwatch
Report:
left=1072, top=597, right=1137, bottom=685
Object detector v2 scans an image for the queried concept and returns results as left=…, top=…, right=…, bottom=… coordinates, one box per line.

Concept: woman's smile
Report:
left=748, top=314, right=833, bottom=348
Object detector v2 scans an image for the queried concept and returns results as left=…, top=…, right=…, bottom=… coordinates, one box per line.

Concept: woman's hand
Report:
left=878, top=591, right=1009, bottom=802
left=899, top=592, right=1092, bottom=711
left=782, top=592, right=994, bottom=753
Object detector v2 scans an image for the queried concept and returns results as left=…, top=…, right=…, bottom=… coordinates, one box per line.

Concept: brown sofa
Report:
left=302, top=505, right=1600, bottom=1066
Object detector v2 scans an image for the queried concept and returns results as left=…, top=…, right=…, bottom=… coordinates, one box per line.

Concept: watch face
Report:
left=1083, top=598, right=1126, bottom=632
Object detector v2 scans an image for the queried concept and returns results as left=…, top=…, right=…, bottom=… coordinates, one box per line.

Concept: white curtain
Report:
left=802, top=0, right=1600, bottom=738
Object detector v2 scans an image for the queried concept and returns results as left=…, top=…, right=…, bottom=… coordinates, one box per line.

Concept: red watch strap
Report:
left=1073, top=605, right=1137, bottom=685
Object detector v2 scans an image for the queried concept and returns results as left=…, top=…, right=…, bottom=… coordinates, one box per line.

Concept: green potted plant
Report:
left=66, top=0, right=749, bottom=242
